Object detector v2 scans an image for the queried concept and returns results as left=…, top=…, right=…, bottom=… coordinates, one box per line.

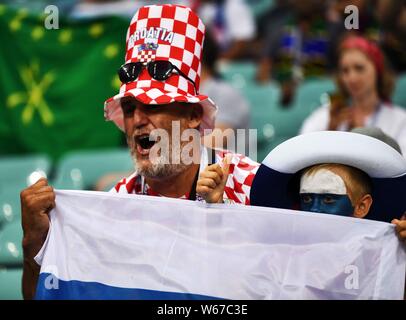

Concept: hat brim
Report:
left=250, top=131, right=406, bottom=222
left=104, top=87, right=218, bottom=135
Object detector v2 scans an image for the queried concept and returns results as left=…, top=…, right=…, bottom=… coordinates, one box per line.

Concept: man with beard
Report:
left=20, top=4, right=259, bottom=299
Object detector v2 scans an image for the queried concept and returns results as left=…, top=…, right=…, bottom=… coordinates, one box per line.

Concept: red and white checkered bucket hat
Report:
left=104, top=4, right=217, bottom=135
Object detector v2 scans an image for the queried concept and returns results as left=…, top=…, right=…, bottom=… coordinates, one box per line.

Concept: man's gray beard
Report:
left=134, top=157, right=189, bottom=179
left=130, top=142, right=190, bottom=179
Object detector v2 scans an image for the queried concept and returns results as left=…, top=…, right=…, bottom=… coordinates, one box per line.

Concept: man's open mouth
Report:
left=134, top=134, right=157, bottom=155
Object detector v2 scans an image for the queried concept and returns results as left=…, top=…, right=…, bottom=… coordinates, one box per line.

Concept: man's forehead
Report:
left=120, top=96, right=195, bottom=113
left=120, top=96, right=149, bottom=106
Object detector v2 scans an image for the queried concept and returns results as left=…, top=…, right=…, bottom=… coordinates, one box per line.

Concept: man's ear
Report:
left=353, top=194, right=373, bottom=218
left=187, top=104, right=203, bottom=130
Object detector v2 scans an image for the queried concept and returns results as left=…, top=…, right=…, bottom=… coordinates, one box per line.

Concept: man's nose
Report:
left=132, top=106, right=149, bottom=127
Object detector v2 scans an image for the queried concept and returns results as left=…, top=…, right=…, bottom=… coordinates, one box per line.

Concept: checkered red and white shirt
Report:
left=112, top=147, right=259, bottom=205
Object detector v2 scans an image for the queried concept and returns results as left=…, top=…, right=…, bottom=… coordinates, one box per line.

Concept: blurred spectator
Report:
left=69, top=0, right=190, bottom=19
left=374, top=0, right=406, bottom=73
left=196, top=0, right=257, bottom=60
left=256, top=0, right=336, bottom=105
left=323, top=0, right=405, bottom=73
left=200, top=31, right=251, bottom=153
left=300, top=35, right=406, bottom=154
left=324, top=0, right=380, bottom=65
left=69, top=0, right=141, bottom=19
left=95, top=171, right=131, bottom=191
left=351, top=126, right=402, bottom=154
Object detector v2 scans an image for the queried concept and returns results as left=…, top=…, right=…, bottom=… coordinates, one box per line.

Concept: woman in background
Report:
left=300, top=35, right=406, bottom=154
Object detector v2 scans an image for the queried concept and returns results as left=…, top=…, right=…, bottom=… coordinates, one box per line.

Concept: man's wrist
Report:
left=22, top=234, right=46, bottom=261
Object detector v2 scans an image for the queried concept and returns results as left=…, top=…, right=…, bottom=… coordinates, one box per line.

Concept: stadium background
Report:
left=0, top=0, right=405, bottom=299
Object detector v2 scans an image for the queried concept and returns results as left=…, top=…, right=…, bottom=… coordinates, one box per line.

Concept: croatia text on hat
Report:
left=128, top=27, right=174, bottom=48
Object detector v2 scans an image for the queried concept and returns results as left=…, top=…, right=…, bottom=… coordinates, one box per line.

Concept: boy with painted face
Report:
left=299, top=164, right=373, bottom=218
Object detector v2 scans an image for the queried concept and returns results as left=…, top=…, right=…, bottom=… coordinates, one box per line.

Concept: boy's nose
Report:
left=310, top=197, right=323, bottom=213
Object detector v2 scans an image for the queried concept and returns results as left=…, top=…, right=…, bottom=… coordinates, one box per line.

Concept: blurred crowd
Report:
left=1, top=1, right=406, bottom=300
left=5, top=0, right=405, bottom=76
left=1, top=0, right=406, bottom=158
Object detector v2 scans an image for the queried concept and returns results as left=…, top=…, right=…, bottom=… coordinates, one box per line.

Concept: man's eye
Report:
left=147, top=104, right=168, bottom=113
left=121, top=103, right=135, bottom=116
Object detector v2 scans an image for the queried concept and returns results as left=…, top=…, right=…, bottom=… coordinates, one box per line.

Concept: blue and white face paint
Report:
left=299, top=169, right=354, bottom=216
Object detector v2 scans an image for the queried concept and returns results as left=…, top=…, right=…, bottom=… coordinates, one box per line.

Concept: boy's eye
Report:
left=323, top=196, right=336, bottom=204
left=301, top=195, right=312, bottom=204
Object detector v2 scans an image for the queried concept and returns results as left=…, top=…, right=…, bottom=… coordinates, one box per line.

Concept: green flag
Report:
left=0, top=5, right=129, bottom=160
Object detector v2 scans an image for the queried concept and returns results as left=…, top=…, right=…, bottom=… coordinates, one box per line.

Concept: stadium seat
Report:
left=0, top=221, right=23, bottom=267
left=0, top=187, right=21, bottom=227
left=243, top=80, right=337, bottom=161
left=0, top=268, right=23, bottom=299
left=293, top=78, right=336, bottom=114
left=52, top=148, right=134, bottom=190
left=242, top=84, right=294, bottom=161
left=219, top=62, right=258, bottom=89
left=247, top=0, right=275, bottom=18
left=0, top=154, right=51, bottom=191
left=393, top=73, right=406, bottom=108
left=253, top=135, right=292, bottom=163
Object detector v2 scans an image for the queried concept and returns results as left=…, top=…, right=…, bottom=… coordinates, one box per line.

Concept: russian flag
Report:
left=35, top=189, right=405, bottom=300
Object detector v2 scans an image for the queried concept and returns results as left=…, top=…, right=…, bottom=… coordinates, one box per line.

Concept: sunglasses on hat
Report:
left=118, top=60, right=198, bottom=94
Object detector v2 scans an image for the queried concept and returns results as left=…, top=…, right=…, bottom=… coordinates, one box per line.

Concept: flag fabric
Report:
left=34, top=190, right=405, bottom=300
left=0, top=5, right=128, bottom=159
